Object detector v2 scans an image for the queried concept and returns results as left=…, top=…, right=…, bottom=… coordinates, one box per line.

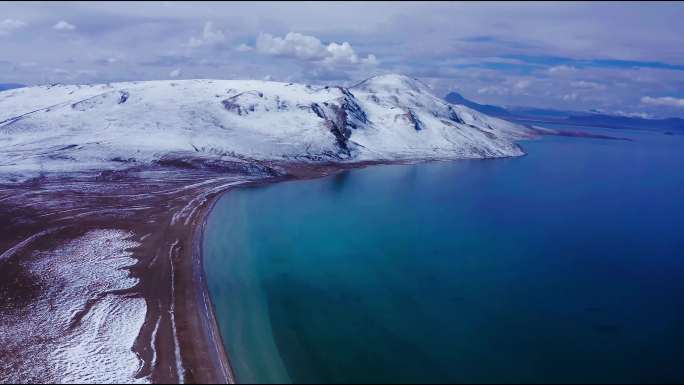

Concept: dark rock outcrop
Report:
left=404, top=109, right=424, bottom=131
left=308, top=89, right=369, bottom=156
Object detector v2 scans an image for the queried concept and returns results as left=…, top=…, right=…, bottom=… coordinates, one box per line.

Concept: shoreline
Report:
left=0, top=151, right=539, bottom=383
left=0, top=168, right=262, bottom=383
left=193, top=196, right=236, bottom=383
left=0, top=153, right=533, bottom=384
left=186, top=160, right=394, bottom=384
left=188, top=155, right=528, bottom=383
left=0, top=121, right=644, bottom=383
left=0, top=160, right=394, bottom=384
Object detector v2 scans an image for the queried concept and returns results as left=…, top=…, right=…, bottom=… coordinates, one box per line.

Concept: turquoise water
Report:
left=204, top=126, right=684, bottom=384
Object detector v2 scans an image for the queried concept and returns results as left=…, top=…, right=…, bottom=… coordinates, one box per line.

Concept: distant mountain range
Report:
left=445, top=91, right=684, bottom=132
left=443, top=92, right=513, bottom=118
left=0, top=83, right=25, bottom=92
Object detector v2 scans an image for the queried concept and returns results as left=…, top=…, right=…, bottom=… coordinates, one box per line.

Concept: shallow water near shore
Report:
left=204, top=125, right=684, bottom=383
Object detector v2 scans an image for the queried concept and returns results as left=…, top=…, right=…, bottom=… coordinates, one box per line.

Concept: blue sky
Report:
left=2, top=1, right=684, bottom=118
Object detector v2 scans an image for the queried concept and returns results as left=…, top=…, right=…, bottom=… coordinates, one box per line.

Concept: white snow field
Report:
left=0, top=74, right=533, bottom=181
left=0, top=230, right=149, bottom=384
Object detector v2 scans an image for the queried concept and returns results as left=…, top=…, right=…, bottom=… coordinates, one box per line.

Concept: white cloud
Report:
left=256, top=32, right=326, bottom=60
left=49, top=68, right=98, bottom=81
left=571, top=80, right=606, bottom=90
left=76, top=69, right=97, bottom=78
left=188, top=21, right=225, bottom=48
left=254, top=32, right=378, bottom=66
left=514, top=80, right=531, bottom=90
left=547, top=65, right=577, bottom=75
left=612, top=110, right=653, bottom=119
left=53, top=20, right=76, bottom=31
left=477, top=86, right=508, bottom=96
left=363, top=54, right=379, bottom=66
left=169, top=68, right=182, bottom=78
left=235, top=43, right=253, bottom=52
left=562, top=93, right=578, bottom=101
left=641, top=96, right=684, bottom=108
left=0, top=19, right=27, bottom=36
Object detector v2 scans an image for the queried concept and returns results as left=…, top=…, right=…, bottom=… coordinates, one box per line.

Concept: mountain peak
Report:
left=444, top=91, right=467, bottom=103
left=352, top=74, right=431, bottom=93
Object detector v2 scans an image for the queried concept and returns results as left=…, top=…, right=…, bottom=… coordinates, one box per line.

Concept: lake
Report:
left=204, top=125, right=684, bottom=383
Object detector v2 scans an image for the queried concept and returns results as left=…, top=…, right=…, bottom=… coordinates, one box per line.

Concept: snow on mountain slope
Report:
left=350, top=75, right=531, bottom=159
left=0, top=74, right=533, bottom=181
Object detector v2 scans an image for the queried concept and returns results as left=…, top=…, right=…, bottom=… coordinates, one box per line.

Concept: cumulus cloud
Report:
left=0, top=19, right=27, bottom=36
left=254, top=32, right=378, bottom=66
left=169, top=68, right=181, bottom=78
left=188, top=21, right=225, bottom=48
left=640, top=96, right=684, bottom=108
left=53, top=20, right=76, bottom=31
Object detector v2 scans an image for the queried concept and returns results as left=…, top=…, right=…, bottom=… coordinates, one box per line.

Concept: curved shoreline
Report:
left=187, top=160, right=400, bottom=384
left=185, top=155, right=534, bottom=384
left=0, top=169, right=274, bottom=384
left=0, top=161, right=411, bottom=384
left=2, top=128, right=632, bottom=383
left=193, top=195, right=236, bottom=383
left=0, top=156, right=526, bottom=384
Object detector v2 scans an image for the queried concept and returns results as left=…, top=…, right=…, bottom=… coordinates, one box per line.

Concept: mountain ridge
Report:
left=445, top=90, right=684, bottom=131
left=0, top=74, right=533, bottom=182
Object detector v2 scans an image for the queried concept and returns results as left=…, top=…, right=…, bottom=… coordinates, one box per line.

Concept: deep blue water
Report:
left=204, top=125, right=684, bottom=384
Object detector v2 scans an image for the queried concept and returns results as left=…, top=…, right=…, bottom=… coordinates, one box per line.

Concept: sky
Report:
left=2, top=1, right=684, bottom=118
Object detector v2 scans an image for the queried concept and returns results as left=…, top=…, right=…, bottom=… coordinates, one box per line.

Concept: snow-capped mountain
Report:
left=0, top=74, right=533, bottom=180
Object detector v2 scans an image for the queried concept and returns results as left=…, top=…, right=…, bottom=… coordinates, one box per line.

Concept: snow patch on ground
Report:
left=50, top=296, right=148, bottom=384
left=0, top=229, right=148, bottom=384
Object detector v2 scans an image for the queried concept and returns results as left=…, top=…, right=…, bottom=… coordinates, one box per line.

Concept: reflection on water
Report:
left=330, top=171, right=350, bottom=193
left=205, top=125, right=684, bottom=384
